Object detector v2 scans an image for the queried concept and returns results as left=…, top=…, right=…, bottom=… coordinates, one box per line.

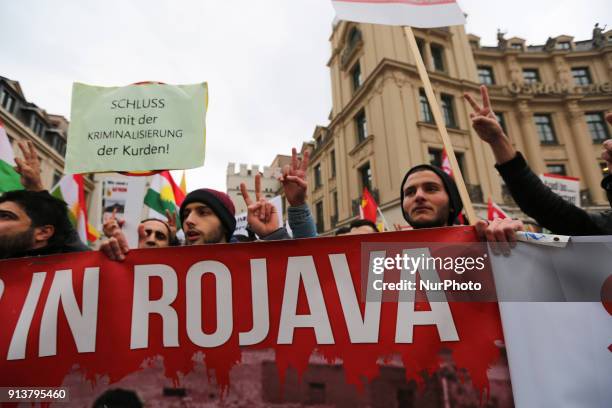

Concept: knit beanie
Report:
left=400, top=164, right=464, bottom=226
left=179, top=189, right=236, bottom=241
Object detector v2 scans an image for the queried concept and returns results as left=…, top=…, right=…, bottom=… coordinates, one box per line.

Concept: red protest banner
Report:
left=0, top=227, right=509, bottom=405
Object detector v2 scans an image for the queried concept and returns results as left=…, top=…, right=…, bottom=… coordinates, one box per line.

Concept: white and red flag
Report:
left=487, top=197, right=509, bottom=221
left=331, top=0, right=466, bottom=28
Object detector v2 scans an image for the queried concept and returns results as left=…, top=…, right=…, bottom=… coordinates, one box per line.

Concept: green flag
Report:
left=0, top=123, right=23, bottom=193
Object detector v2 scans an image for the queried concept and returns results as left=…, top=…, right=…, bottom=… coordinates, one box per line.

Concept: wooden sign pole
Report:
left=403, top=26, right=478, bottom=224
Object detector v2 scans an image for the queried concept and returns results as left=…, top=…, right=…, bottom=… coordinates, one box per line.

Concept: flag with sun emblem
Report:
left=143, top=171, right=185, bottom=225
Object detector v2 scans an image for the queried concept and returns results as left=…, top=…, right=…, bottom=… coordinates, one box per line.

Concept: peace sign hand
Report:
left=279, top=148, right=309, bottom=207
left=103, top=208, right=125, bottom=238
left=14, top=140, right=44, bottom=191
left=240, top=173, right=280, bottom=238
left=464, top=85, right=505, bottom=145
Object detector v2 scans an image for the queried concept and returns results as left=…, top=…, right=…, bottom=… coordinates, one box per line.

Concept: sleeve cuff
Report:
left=495, top=152, right=528, bottom=181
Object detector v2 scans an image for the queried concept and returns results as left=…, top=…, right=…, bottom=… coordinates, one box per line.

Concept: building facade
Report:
left=227, top=161, right=284, bottom=215
left=1, top=76, right=72, bottom=190
left=304, top=23, right=612, bottom=234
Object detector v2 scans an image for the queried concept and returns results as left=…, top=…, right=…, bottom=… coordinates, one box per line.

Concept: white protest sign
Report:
left=66, top=82, right=207, bottom=173
left=540, top=173, right=581, bottom=207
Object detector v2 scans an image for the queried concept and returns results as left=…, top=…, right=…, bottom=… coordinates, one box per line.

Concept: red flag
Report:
left=441, top=148, right=452, bottom=176
left=160, top=170, right=186, bottom=206
left=440, top=150, right=465, bottom=224
left=487, top=197, right=509, bottom=221
left=360, top=187, right=378, bottom=223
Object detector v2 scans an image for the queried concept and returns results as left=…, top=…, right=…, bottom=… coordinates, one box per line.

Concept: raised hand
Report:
left=464, top=85, right=516, bottom=164
left=602, top=140, right=612, bottom=175
left=279, top=148, right=309, bottom=207
left=14, top=140, right=44, bottom=191
left=240, top=173, right=280, bottom=238
left=103, top=208, right=125, bottom=238
left=603, top=113, right=612, bottom=175
left=464, top=85, right=506, bottom=144
left=165, top=209, right=178, bottom=240
left=99, top=234, right=130, bottom=261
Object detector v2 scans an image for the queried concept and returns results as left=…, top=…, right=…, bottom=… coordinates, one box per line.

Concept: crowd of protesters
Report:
left=1, top=87, right=611, bottom=261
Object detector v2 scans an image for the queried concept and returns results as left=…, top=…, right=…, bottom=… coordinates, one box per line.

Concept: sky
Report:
left=1, top=0, right=610, bottom=192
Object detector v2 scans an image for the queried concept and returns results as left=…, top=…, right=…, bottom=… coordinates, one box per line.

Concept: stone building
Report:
left=0, top=76, right=88, bottom=190
left=304, top=24, right=612, bottom=234
left=227, top=162, right=283, bottom=215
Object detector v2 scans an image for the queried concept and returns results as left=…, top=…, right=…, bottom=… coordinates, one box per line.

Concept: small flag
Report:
left=180, top=170, right=187, bottom=195
left=0, top=121, right=24, bottom=193
left=360, top=187, right=378, bottom=223
left=331, top=0, right=466, bottom=28
left=144, top=171, right=185, bottom=223
left=441, top=148, right=452, bottom=176
left=51, top=174, right=100, bottom=245
left=487, top=197, right=509, bottom=221
left=440, top=149, right=466, bottom=224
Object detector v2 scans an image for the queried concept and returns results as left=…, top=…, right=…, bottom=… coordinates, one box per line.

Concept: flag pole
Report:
left=403, top=26, right=477, bottom=225
left=376, top=206, right=390, bottom=232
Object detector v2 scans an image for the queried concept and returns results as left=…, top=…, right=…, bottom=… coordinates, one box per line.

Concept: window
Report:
left=332, top=191, right=338, bottom=216
left=359, top=163, right=372, bottom=191
left=546, top=164, right=567, bottom=176
left=31, top=116, right=45, bottom=137
left=428, top=148, right=464, bottom=174
left=315, top=135, right=322, bottom=148
left=1, top=90, right=16, bottom=113
left=348, top=27, right=361, bottom=49
left=330, top=150, right=336, bottom=178
left=419, top=89, right=433, bottom=123
left=430, top=44, right=445, bottom=72
left=495, top=112, right=508, bottom=134
left=52, top=170, right=62, bottom=187
left=534, top=114, right=557, bottom=144
left=314, top=164, right=322, bottom=189
left=351, top=62, right=362, bottom=92
left=572, top=67, right=592, bottom=86
left=510, top=43, right=523, bottom=50
left=556, top=41, right=571, bottom=50
left=315, top=202, right=324, bottom=233
left=478, top=66, right=495, bottom=85
left=416, top=38, right=425, bottom=57
left=355, top=110, right=368, bottom=143
left=523, top=69, right=540, bottom=84
left=585, top=112, right=610, bottom=143
left=441, top=94, right=457, bottom=128
left=53, top=136, right=67, bottom=156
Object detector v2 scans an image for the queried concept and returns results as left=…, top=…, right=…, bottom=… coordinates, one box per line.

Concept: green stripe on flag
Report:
left=0, top=160, right=23, bottom=193
left=144, top=189, right=177, bottom=217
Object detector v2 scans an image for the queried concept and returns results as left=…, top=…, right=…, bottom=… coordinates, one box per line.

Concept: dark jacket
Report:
left=496, top=152, right=612, bottom=235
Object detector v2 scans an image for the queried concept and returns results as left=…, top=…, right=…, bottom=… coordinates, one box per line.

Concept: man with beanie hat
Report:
left=400, top=164, right=464, bottom=229
left=180, top=188, right=237, bottom=244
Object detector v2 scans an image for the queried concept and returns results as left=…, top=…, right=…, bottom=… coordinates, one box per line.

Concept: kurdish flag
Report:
left=144, top=171, right=185, bottom=223
left=51, top=174, right=100, bottom=245
left=0, top=121, right=23, bottom=193
left=331, top=0, right=466, bottom=28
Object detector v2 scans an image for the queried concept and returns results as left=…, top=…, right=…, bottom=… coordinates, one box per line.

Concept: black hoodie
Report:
left=400, top=164, right=464, bottom=227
